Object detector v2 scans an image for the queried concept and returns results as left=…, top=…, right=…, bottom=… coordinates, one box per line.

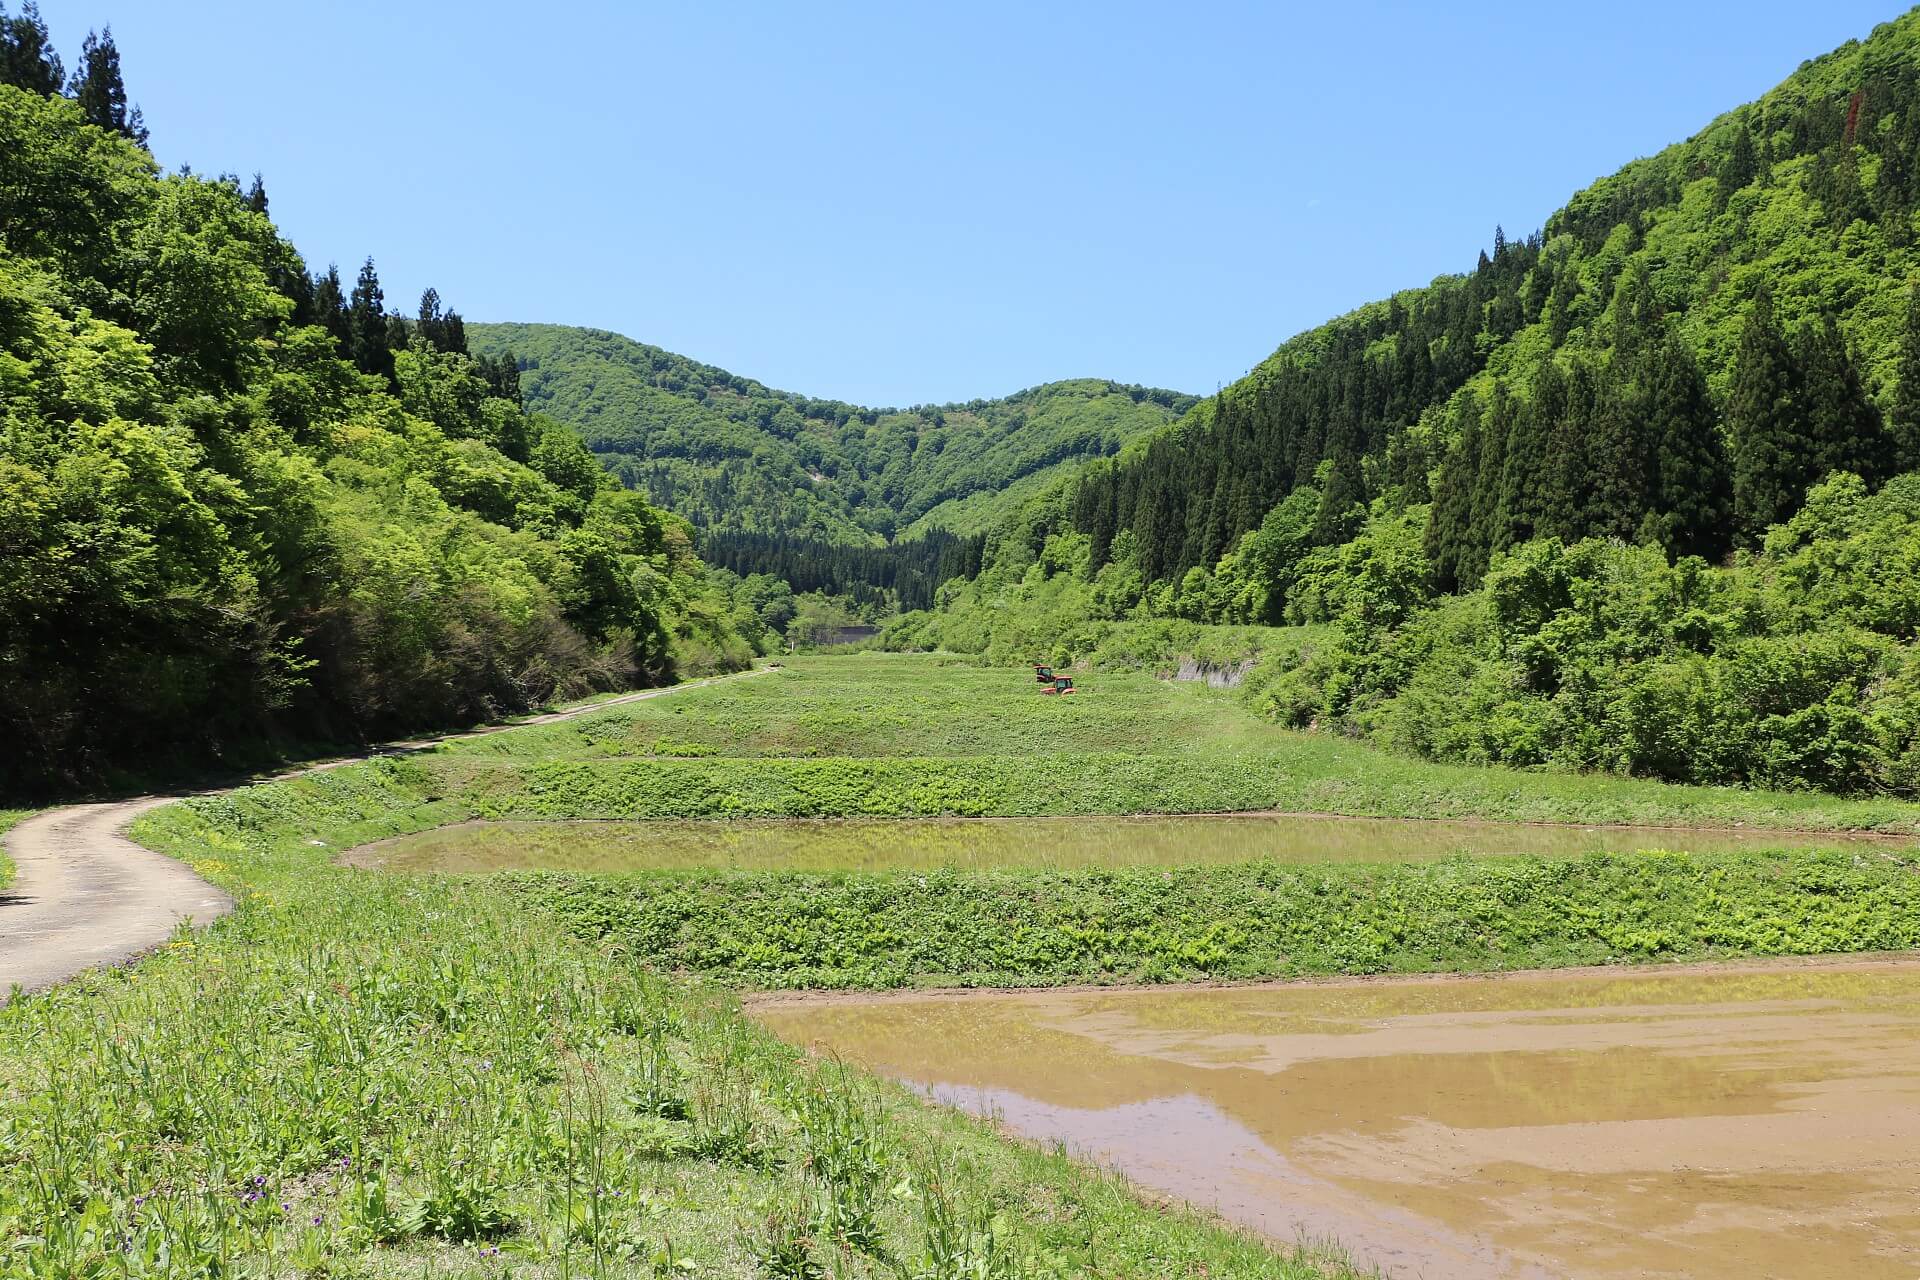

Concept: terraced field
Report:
left=6, top=655, right=1918, bottom=1278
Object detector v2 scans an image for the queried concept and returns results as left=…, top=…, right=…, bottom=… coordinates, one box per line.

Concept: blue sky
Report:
left=36, top=1, right=1916, bottom=405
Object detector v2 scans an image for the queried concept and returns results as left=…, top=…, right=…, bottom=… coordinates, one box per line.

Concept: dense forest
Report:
left=467, top=322, right=1196, bottom=546
left=703, top=529, right=985, bottom=615
left=891, top=11, right=1920, bottom=797
left=0, top=9, right=759, bottom=794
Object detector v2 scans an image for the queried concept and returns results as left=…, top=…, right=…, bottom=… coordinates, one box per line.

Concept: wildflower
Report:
left=312, top=1215, right=324, bottom=1226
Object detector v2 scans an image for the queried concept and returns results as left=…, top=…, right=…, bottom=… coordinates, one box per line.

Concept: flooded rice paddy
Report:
left=753, top=959, right=1920, bottom=1280
left=346, top=813, right=1901, bottom=874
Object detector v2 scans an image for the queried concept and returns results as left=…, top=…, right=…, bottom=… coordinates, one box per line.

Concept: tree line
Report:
left=703, top=530, right=986, bottom=614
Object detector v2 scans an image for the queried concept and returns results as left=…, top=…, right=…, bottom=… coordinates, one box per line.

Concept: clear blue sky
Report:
left=36, top=1, right=1916, bottom=406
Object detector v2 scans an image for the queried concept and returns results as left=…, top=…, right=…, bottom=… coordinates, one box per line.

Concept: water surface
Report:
left=753, top=960, right=1920, bottom=1280
left=347, top=813, right=1899, bottom=874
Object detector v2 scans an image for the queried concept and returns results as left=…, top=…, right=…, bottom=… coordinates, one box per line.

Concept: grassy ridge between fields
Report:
left=7, top=655, right=1920, bottom=1279
left=514, top=849, right=1920, bottom=989
left=446, top=749, right=1920, bottom=829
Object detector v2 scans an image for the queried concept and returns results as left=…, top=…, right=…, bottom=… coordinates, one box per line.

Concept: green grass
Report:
left=0, top=674, right=1360, bottom=1280
left=8, top=653, right=1920, bottom=1278
left=439, top=655, right=1920, bottom=832
left=0, top=810, right=27, bottom=891
left=516, top=848, right=1920, bottom=989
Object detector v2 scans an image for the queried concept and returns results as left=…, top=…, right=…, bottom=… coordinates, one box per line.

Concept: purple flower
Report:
left=312, top=1215, right=323, bottom=1226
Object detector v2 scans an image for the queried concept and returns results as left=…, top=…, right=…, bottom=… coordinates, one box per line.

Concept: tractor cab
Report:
left=1040, top=676, right=1077, bottom=695
left=1033, top=664, right=1055, bottom=683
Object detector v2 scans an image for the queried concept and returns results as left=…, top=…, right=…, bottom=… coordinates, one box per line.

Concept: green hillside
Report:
left=896, top=9, right=1920, bottom=799
left=0, top=78, right=753, bottom=794
left=467, top=321, right=1194, bottom=543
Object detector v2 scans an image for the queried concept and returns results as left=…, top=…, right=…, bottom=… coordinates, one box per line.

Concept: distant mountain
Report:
left=466, top=322, right=1195, bottom=544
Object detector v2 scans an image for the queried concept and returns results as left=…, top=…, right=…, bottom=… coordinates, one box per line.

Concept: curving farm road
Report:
left=0, top=668, right=771, bottom=1001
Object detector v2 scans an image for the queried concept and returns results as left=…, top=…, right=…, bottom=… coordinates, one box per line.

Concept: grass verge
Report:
left=0, top=810, right=30, bottom=891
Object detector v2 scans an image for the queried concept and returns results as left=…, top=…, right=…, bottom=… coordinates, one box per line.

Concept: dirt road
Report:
left=0, top=668, right=770, bottom=1000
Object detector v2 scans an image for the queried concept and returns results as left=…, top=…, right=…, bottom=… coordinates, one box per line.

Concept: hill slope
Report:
left=1010, top=9, right=1920, bottom=591
left=467, top=322, right=1195, bottom=543
left=0, top=84, right=751, bottom=794
left=895, top=8, right=1920, bottom=800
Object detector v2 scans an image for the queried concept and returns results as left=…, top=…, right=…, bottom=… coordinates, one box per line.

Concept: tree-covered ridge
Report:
left=895, top=9, right=1920, bottom=799
left=0, top=61, right=753, bottom=793
left=1008, top=9, right=1920, bottom=597
left=466, top=321, right=1196, bottom=545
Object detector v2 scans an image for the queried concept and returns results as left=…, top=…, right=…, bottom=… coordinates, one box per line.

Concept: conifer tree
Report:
left=245, top=173, right=269, bottom=215
left=1891, top=288, right=1920, bottom=474
left=1644, top=334, right=1731, bottom=559
left=1546, top=262, right=1583, bottom=344
left=478, top=349, right=523, bottom=407
left=312, top=265, right=351, bottom=352
left=1719, top=125, right=1757, bottom=199
left=1581, top=365, right=1651, bottom=541
left=1423, top=395, right=1481, bottom=591
left=1311, top=407, right=1367, bottom=546
left=1500, top=364, right=1557, bottom=546
left=416, top=288, right=468, bottom=355
left=1542, top=360, right=1593, bottom=539
left=68, top=26, right=145, bottom=144
left=1729, top=288, right=1808, bottom=538
left=0, top=2, right=62, bottom=95
left=1797, top=313, right=1891, bottom=484
left=1473, top=380, right=1514, bottom=562
left=348, top=257, right=394, bottom=382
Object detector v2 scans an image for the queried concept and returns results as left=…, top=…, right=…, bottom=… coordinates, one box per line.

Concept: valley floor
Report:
left=2, top=654, right=1915, bottom=1277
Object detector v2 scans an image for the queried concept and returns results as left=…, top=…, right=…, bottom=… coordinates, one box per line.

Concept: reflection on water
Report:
left=753, top=961, right=1920, bottom=1280
left=347, top=814, right=1901, bottom=874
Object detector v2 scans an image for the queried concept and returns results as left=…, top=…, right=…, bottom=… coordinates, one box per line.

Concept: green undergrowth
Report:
left=512, top=848, right=1920, bottom=989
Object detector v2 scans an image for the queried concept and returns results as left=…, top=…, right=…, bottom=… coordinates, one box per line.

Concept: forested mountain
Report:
left=0, top=13, right=755, bottom=793
left=895, top=10, right=1920, bottom=798
left=466, top=322, right=1195, bottom=545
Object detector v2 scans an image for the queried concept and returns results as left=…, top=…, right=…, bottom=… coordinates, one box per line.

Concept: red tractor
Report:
left=1033, top=663, right=1055, bottom=683
left=1039, top=676, right=1077, bottom=695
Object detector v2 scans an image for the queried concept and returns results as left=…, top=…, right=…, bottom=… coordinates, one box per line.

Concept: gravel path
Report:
left=0, top=668, right=771, bottom=1000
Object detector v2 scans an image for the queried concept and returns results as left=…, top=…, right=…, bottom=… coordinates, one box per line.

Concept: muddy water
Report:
left=346, top=814, right=1900, bottom=874
left=753, top=960, right=1920, bottom=1280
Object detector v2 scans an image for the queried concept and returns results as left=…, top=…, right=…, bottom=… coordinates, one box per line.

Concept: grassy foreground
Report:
left=5, top=655, right=1919, bottom=1278
left=0, top=667, right=1366, bottom=1280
